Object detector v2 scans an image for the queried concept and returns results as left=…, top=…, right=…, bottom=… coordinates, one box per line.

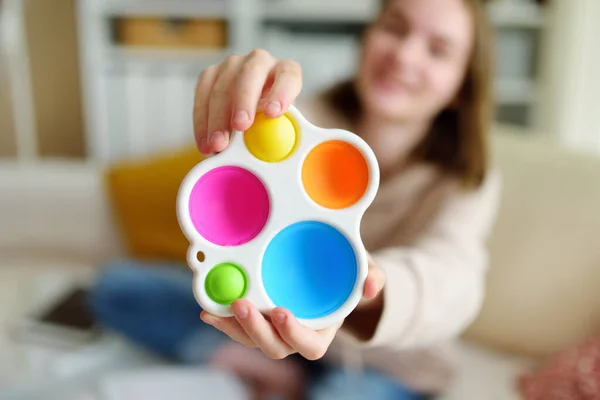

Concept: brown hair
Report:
left=322, top=0, right=495, bottom=188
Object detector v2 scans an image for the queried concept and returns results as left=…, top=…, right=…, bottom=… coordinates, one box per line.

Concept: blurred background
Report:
left=2, top=0, right=599, bottom=162
left=0, top=0, right=599, bottom=399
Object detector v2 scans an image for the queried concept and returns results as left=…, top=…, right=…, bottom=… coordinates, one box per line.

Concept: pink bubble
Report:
left=189, top=166, right=270, bottom=246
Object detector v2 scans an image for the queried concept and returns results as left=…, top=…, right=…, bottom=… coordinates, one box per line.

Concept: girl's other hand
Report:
left=200, top=255, right=386, bottom=361
left=193, top=49, right=303, bottom=155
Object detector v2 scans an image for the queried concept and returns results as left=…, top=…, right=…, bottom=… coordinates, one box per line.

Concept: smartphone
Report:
left=12, top=286, right=102, bottom=348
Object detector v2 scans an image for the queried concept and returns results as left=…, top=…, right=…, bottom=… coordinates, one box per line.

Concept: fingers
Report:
left=262, top=59, right=303, bottom=118
left=202, top=302, right=339, bottom=362
left=231, top=299, right=293, bottom=360
left=205, top=55, right=244, bottom=154
left=193, top=50, right=303, bottom=156
left=271, top=308, right=337, bottom=361
left=231, top=49, right=276, bottom=132
left=363, top=257, right=386, bottom=300
left=201, top=311, right=256, bottom=348
left=193, top=66, right=219, bottom=154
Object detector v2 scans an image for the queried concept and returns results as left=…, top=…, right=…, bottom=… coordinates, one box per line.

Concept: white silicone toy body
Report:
left=176, top=105, right=380, bottom=330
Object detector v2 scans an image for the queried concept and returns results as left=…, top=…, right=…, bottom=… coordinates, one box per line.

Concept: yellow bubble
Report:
left=244, top=113, right=298, bottom=162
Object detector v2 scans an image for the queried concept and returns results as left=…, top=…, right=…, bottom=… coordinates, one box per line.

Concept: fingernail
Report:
left=234, top=305, right=249, bottom=320
left=265, top=101, right=281, bottom=115
left=211, top=131, right=226, bottom=144
left=233, top=110, right=249, bottom=125
left=200, top=137, right=212, bottom=154
left=273, top=311, right=286, bottom=324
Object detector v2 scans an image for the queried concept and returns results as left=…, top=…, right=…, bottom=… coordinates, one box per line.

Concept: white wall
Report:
left=0, top=0, right=37, bottom=161
left=538, top=0, right=600, bottom=154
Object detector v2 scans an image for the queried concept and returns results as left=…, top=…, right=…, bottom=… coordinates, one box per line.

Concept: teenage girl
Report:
left=90, top=0, right=501, bottom=398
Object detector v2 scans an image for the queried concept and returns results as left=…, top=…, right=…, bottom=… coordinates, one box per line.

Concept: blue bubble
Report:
left=262, top=221, right=357, bottom=319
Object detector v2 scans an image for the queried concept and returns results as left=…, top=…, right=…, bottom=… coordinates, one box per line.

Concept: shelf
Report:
left=262, top=0, right=546, bottom=28
left=110, top=46, right=228, bottom=60
left=495, top=78, right=537, bottom=105
left=104, top=47, right=229, bottom=70
left=100, top=0, right=546, bottom=27
left=80, top=0, right=548, bottom=163
left=487, top=1, right=546, bottom=28
left=104, top=50, right=537, bottom=106
left=262, top=1, right=378, bottom=23
left=102, top=0, right=228, bottom=19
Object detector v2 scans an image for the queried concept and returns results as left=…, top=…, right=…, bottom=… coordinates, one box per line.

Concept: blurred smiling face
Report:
left=357, top=0, right=475, bottom=122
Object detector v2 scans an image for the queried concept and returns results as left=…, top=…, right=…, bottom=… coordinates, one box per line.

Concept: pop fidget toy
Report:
left=176, top=105, right=380, bottom=330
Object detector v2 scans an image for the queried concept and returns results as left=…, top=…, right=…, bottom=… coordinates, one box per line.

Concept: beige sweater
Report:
left=297, top=97, right=502, bottom=394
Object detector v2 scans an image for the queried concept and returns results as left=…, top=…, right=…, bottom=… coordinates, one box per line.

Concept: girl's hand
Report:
left=201, top=256, right=386, bottom=361
left=193, top=49, right=303, bottom=155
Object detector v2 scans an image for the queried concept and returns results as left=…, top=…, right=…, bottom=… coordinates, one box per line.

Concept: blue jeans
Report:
left=88, top=259, right=427, bottom=400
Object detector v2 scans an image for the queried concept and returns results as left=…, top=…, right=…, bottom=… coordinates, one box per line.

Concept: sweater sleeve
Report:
left=341, top=169, right=502, bottom=350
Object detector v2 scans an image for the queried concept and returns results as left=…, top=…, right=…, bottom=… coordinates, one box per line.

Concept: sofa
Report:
left=1, top=123, right=599, bottom=399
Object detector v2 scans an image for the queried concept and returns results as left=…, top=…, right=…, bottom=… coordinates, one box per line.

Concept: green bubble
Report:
left=205, top=263, right=247, bottom=305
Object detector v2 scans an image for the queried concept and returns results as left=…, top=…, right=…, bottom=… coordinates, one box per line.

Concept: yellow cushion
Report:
left=104, top=146, right=204, bottom=263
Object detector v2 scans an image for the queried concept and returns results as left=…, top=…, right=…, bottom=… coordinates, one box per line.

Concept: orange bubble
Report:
left=302, top=140, right=369, bottom=209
